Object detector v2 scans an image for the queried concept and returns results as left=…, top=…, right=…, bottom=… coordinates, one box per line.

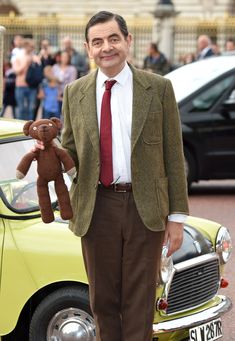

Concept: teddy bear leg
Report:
left=54, top=174, right=73, bottom=220
left=37, top=177, right=54, bottom=223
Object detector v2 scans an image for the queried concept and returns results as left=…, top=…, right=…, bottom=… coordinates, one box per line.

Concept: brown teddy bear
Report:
left=16, top=118, right=76, bottom=223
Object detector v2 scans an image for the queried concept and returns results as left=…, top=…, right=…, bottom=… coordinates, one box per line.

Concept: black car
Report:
left=166, top=54, right=235, bottom=185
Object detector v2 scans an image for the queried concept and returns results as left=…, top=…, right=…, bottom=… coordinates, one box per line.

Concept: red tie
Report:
left=100, top=80, right=116, bottom=187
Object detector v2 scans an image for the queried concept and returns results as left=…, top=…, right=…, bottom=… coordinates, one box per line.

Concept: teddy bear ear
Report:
left=23, top=120, right=34, bottom=136
left=50, top=117, right=62, bottom=130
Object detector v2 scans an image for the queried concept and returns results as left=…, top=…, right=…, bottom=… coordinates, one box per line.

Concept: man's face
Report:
left=226, top=41, right=235, bottom=51
left=85, top=19, right=132, bottom=77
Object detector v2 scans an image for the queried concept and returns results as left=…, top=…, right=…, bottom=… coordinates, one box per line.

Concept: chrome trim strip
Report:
left=174, top=253, right=219, bottom=272
left=153, top=295, right=232, bottom=334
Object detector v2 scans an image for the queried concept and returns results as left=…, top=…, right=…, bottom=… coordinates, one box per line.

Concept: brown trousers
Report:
left=81, top=187, right=164, bottom=341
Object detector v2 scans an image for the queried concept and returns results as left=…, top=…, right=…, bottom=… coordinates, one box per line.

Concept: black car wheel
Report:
left=29, top=286, right=96, bottom=341
left=184, top=148, right=196, bottom=188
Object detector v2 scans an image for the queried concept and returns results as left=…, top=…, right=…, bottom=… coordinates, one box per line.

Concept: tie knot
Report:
left=105, top=80, right=116, bottom=91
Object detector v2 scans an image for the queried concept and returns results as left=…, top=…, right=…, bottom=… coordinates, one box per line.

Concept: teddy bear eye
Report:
left=33, top=127, right=37, bottom=131
left=49, top=123, right=53, bottom=127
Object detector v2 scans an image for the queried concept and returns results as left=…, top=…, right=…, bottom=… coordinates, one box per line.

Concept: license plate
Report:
left=189, top=318, right=223, bottom=341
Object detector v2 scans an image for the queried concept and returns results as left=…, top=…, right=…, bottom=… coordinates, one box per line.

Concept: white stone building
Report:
left=0, top=0, right=235, bottom=65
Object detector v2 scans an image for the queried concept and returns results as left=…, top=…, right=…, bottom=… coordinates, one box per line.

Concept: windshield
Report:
left=165, top=56, right=235, bottom=103
left=0, top=138, right=71, bottom=213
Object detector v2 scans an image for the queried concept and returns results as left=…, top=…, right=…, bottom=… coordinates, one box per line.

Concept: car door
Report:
left=0, top=216, right=5, bottom=287
left=209, top=72, right=235, bottom=177
left=180, top=71, right=235, bottom=179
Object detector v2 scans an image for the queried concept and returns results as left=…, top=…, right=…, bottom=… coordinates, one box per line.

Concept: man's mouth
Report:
left=101, top=54, right=117, bottom=60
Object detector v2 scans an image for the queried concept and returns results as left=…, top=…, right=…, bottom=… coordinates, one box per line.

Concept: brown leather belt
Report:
left=98, top=183, right=132, bottom=193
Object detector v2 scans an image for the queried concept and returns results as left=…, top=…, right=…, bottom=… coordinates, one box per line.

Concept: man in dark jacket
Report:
left=143, top=42, right=171, bottom=75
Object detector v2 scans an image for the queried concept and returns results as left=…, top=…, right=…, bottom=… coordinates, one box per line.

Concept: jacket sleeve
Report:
left=162, top=78, right=189, bottom=215
left=61, top=84, right=79, bottom=168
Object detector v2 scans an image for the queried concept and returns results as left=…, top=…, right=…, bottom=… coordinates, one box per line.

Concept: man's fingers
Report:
left=34, top=140, right=45, bottom=150
left=163, top=230, right=169, bottom=246
left=164, top=222, right=184, bottom=257
left=167, top=237, right=183, bottom=257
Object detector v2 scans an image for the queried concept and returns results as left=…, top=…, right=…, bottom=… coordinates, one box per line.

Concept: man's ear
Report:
left=50, top=117, right=62, bottom=130
left=84, top=41, right=93, bottom=59
left=23, top=120, right=34, bottom=136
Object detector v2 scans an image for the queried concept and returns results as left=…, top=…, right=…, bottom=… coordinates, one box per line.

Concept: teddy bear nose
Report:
left=40, top=125, right=49, bottom=132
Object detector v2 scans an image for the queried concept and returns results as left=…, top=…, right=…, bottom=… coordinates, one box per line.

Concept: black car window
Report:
left=0, top=138, right=71, bottom=213
left=190, top=74, right=234, bottom=112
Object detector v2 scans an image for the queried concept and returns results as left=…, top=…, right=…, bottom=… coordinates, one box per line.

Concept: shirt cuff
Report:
left=168, top=214, right=188, bottom=223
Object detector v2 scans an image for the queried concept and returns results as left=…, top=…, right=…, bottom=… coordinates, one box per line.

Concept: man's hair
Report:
left=150, top=43, right=159, bottom=52
left=226, top=37, right=235, bottom=44
left=85, top=11, right=129, bottom=42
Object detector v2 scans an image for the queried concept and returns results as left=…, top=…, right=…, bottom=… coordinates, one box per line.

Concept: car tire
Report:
left=184, top=148, right=196, bottom=189
left=29, top=286, right=96, bottom=341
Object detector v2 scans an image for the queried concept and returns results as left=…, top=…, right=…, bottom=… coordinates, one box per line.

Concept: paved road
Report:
left=189, top=180, right=235, bottom=341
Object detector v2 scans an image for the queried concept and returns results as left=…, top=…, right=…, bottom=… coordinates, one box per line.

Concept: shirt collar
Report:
left=97, top=62, right=132, bottom=88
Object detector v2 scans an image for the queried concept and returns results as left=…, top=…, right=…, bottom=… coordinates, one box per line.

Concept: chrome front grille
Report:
left=166, top=255, right=220, bottom=314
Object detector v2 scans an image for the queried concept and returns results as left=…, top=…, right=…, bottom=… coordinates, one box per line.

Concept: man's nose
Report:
left=102, top=40, right=113, bottom=52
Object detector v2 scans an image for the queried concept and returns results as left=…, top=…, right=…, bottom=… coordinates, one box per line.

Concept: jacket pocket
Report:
left=155, top=177, right=169, bottom=219
left=142, top=112, right=162, bottom=145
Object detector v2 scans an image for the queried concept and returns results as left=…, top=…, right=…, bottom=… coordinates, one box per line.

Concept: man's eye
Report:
left=93, top=41, right=101, bottom=47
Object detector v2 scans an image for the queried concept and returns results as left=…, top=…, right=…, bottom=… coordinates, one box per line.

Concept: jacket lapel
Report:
left=77, top=66, right=153, bottom=157
left=79, top=71, right=100, bottom=158
left=131, top=66, right=153, bottom=152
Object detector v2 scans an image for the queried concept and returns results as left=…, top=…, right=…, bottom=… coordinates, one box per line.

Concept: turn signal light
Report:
left=220, top=278, right=229, bottom=288
left=156, top=298, right=168, bottom=311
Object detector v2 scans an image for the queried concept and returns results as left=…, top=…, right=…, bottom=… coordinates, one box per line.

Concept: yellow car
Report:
left=0, top=118, right=232, bottom=341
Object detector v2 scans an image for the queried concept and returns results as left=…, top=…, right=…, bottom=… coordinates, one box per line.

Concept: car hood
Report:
left=173, top=224, right=213, bottom=264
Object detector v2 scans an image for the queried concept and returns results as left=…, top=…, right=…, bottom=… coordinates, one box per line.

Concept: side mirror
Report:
left=222, top=99, right=235, bottom=111
left=222, top=89, right=235, bottom=111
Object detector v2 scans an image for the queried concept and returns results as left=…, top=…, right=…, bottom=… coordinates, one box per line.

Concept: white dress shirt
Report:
left=96, top=62, right=187, bottom=224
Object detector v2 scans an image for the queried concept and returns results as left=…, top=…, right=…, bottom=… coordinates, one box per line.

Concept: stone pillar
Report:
left=0, top=26, right=6, bottom=111
left=152, top=0, right=179, bottom=61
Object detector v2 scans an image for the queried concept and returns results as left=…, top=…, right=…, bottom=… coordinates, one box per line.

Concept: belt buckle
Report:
left=114, top=183, right=127, bottom=193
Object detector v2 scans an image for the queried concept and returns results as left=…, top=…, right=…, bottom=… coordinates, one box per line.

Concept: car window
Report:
left=165, top=56, right=235, bottom=102
left=190, top=74, right=234, bottom=112
left=0, top=138, right=71, bottom=213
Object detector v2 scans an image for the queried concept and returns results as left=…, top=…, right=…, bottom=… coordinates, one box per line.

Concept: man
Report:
left=143, top=42, right=171, bottom=75
left=196, top=34, right=215, bottom=60
left=61, top=11, right=189, bottom=341
left=62, top=36, right=89, bottom=78
left=225, top=37, right=235, bottom=52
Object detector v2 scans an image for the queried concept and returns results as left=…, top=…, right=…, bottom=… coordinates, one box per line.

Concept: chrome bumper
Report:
left=153, top=295, right=232, bottom=333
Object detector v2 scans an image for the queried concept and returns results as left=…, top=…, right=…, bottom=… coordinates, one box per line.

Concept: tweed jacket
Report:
left=61, top=65, right=189, bottom=237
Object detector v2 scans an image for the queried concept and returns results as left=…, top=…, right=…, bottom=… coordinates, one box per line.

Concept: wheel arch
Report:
left=4, top=280, right=89, bottom=340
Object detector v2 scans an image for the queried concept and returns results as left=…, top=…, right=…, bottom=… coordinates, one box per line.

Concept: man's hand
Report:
left=32, top=140, right=45, bottom=152
left=164, top=221, right=183, bottom=257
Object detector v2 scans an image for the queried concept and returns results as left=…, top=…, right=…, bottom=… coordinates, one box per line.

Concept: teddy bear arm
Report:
left=54, top=147, right=75, bottom=173
left=16, top=152, right=38, bottom=178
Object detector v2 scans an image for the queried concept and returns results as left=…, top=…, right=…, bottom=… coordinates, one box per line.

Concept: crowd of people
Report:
left=1, top=34, right=89, bottom=119
left=1, top=33, right=235, bottom=120
left=143, top=35, right=235, bottom=74
left=178, top=35, right=235, bottom=65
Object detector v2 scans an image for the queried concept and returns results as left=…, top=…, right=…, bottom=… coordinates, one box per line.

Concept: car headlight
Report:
left=216, top=226, right=232, bottom=264
left=160, top=244, right=174, bottom=283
